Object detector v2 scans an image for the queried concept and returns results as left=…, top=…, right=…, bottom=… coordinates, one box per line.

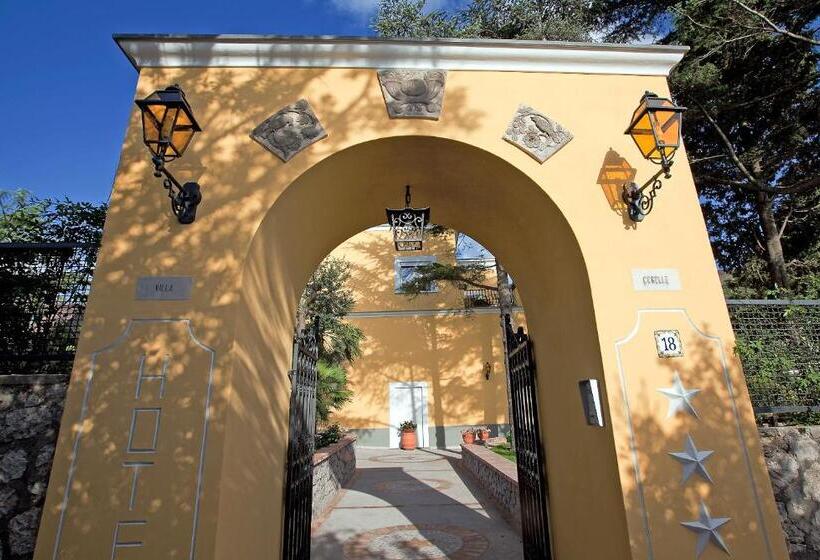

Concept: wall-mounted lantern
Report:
left=386, top=185, right=430, bottom=251
left=483, top=362, right=492, bottom=381
left=622, top=91, right=686, bottom=222
left=135, top=84, right=203, bottom=224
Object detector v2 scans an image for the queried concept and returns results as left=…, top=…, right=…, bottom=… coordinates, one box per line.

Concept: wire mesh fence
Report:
left=727, top=300, right=820, bottom=414
left=0, top=243, right=98, bottom=376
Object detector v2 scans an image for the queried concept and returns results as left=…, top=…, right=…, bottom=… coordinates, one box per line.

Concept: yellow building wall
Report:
left=33, top=46, right=789, bottom=560
left=337, top=312, right=524, bottom=446
left=329, top=227, right=501, bottom=312
left=324, top=227, right=518, bottom=446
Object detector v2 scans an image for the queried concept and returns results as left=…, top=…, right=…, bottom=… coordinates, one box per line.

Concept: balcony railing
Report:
left=463, top=288, right=517, bottom=309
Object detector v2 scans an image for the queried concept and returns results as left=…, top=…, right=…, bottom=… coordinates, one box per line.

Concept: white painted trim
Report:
left=52, top=319, right=215, bottom=560
left=614, top=309, right=775, bottom=560
left=394, top=255, right=438, bottom=293
left=114, top=34, right=687, bottom=76
left=388, top=382, right=430, bottom=449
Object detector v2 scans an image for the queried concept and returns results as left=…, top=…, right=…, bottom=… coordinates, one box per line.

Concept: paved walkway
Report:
left=311, top=447, right=523, bottom=559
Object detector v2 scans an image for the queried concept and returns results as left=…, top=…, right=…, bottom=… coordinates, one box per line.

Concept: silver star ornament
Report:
left=681, top=501, right=731, bottom=558
left=669, top=434, right=715, bottom=484
left=658, top=372, right=701, bottom=419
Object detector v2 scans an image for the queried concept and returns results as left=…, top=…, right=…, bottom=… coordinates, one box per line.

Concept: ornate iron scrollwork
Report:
left=621, top=167, right=667, bottom=222
left=153, top=156, right=202, bottom=225
left=622, top=173, right=662, bottom=222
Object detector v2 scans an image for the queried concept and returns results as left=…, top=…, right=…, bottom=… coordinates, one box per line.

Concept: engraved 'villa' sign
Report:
left=136, top=276, right=193, bottom=301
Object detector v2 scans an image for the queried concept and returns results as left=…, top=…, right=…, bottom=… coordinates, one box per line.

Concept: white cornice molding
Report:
left=114, top=34, right=688, bottom=76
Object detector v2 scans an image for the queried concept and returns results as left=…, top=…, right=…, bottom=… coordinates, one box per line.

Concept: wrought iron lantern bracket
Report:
left=135, top=84, right=203, bottom=224
left=151, top=156, right=202, bottom=225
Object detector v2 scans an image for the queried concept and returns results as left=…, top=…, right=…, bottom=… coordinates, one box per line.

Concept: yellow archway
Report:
left=227, top=135, right=629, bottom=559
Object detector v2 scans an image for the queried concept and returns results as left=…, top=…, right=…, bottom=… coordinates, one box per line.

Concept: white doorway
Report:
left=388, top=382, right=429, bottom=448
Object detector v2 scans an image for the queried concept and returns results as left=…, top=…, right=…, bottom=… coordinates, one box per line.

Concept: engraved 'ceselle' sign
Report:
left=631, top=268, right=682, bottom=292
left=135, top=276, right=193, bottom=300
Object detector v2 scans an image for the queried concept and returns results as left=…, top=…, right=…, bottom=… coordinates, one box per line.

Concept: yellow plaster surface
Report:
left=34, top=62, right=787, bottom=560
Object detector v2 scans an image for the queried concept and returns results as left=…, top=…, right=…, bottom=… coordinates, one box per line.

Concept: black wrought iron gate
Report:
left=505, top=315, right=553, bottom=560
left=282, top=325, right=319, bottom=560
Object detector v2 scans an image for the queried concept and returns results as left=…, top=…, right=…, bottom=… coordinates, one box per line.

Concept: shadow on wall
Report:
left=60, top=46, right=629, bottom=559
left=59, top=62, right=491, bottom=556
left=596, top=147, right=637, bottom=230
left=617, top=319, right=784, bottom=558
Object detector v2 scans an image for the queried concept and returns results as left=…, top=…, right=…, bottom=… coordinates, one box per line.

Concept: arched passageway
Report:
left=227, top=135, right=630, bottom=559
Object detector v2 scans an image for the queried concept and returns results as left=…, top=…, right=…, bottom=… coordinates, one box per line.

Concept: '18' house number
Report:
left=654, top=330, right=683, bottom=358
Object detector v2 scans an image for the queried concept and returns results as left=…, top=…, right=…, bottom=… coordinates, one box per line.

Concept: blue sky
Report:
left=0, top=0, right=430, bottom=203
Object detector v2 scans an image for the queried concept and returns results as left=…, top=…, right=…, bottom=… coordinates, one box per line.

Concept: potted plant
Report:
left=476, top=426, right=491, bottom=442
left=461, top=428, right=476, bottom=444
left=399, top=420, right=417, bottom=450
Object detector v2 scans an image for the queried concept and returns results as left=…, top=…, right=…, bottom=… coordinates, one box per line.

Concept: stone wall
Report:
left=760, top=426, right=820, bottom=559
left=0, top=375, right=67, bottom=560
left=460, top=443, right=521, bottom=532
left=312, top=434, right=357, bottom=518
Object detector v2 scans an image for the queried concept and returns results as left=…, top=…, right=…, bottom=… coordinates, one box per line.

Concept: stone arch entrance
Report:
left=34, top=35, right=788, bottom=560
left=233, top=135, right=625, bottom=559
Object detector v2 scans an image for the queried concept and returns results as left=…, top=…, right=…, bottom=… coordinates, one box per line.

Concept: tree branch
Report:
left=774, top=176, right=820, bottom=196
left=697, top=173, right=820, bottom=195
left=689, top=154, right=728, bottom=165
left=695, top=102, right=761, bottom=185
left=778, top=206, right=793, bottom=237
left=720, top=74, right=819, bottom=111
left=731, top=0, right=820, bottom=45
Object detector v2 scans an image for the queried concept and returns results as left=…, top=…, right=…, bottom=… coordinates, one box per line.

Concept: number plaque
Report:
left=654, top=330, right=683, bottom=358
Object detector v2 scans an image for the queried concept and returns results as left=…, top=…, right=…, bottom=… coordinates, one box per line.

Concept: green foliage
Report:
left=735, top=334, right=820, bottom=409
left=722, top=242, right=820, bottom=300
left=399, top=419, right=417, bottom=432
left=373, top=0, right=461, bottom=38
left=0, top=190, right=48, bottom=242
left=490, top=442, right=517, bottom=462
left=315, top=423, right=344, bottom=449
left=315, top=361, right=354, bottom=426
left=373, top=0, right=596, bottom=41
left=299, top=257, right=364, bottom=425
left=299, top=256, right=365, bottom=365
left=0, top=189, right=107, bottom=245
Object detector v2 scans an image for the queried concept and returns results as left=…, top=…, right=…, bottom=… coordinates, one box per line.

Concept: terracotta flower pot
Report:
left=479, top=429, right=490, bottom=442
left=462, top=431, right=476, bottom=444
left=400, top=429, right=417, bottom=450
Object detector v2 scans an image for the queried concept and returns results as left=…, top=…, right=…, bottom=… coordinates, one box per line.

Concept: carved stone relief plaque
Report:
left=503, top=104, right=573, bottom=163
left=377, top=69, right=447, bottom=119
left=250, top=99, right=327, bottom=162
